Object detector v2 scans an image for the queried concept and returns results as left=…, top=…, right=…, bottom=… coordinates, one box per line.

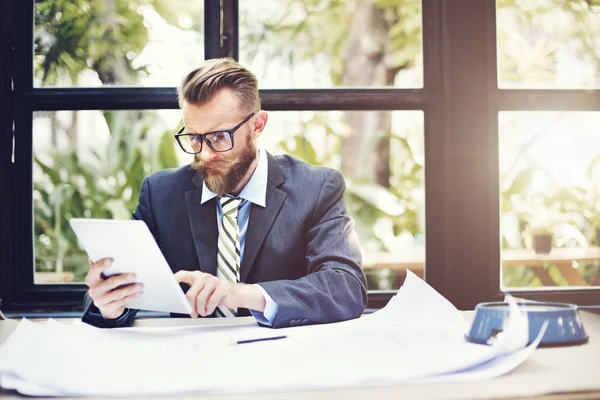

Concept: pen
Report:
left=236, top=335, right=287, bottom=345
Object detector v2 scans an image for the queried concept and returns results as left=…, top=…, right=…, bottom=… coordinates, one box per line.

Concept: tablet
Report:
left=69, top=218, right=193, bottom=315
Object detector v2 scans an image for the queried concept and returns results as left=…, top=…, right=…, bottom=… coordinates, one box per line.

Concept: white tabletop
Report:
left=1, top=312, right=599, bottom=400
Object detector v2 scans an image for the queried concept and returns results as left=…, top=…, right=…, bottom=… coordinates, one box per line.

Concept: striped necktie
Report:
left=216, top=196, right=242, bottom=317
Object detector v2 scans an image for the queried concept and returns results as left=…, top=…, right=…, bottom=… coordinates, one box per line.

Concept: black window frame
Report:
left=1, top=0, right=599, bottom=313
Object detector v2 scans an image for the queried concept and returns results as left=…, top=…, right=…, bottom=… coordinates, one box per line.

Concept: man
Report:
left=82, top=58, right=367, bottom=329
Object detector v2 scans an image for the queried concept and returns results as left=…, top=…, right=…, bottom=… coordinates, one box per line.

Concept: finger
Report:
left=102, top=291, right=143, bottom=313
left=94, top=282, right=143, bottom=308
left=196, top=278, right=218, bottom=317
left=174, top=270, right=197, bottom=286
left=89, top=273, right=137, bottom=301
left=99, top=273, right=138, bottom=292
left=94, top=283, right=144, bottom=308
left=85, top=258, right=113, bottom=287
left=205, top=282, right=228, bottom=316
left=186, top=279, right=206, bottom=318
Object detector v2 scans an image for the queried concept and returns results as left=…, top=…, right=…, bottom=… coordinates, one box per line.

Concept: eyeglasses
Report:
left=174, top=112, right=255, bottom=154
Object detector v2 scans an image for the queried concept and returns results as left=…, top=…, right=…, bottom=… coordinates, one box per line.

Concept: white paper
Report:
left=0, top=271, right=538, bottom=397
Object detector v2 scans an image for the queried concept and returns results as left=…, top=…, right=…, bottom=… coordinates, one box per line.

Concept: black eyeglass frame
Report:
left=174, top=112, right=256, bottom=154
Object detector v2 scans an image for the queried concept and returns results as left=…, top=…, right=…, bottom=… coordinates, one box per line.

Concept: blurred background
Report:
left=30, top=0, right=600, bottom=294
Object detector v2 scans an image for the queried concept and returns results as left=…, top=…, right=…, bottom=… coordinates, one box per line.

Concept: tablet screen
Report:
left=70, top=218, right=192, bottom=315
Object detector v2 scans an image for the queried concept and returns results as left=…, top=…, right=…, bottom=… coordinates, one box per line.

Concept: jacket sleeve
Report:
left=259, top=170, right=368, bottom=328
left=80, top=178, right=154, bottom=328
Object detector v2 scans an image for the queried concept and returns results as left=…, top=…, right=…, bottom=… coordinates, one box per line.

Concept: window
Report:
left=499, top=111, right=600, bottom=290
left=2, top=0, right=598, bottom=312
left=495, top=0, right=600, bottom=304
left=33, top=110, right=184, bottom=284
left=239, top=0, right=423, bottom=89
left=34, top=1, right=205, bottom=87
left=497, top=0, right=600, bottom=89
left=3, top=0, right=215, bottom=306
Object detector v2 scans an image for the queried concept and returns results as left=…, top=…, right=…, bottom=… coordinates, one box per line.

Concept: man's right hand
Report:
left=84, top=258, right=144, bottom=320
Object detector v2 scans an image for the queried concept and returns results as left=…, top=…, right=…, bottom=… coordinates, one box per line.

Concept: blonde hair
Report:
left=177, top=58, right=260, bottom=113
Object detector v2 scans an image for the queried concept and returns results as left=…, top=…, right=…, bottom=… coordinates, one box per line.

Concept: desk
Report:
left=364, top=247, right=600, bottom=287
left=1, top=313, right=600, bottom=400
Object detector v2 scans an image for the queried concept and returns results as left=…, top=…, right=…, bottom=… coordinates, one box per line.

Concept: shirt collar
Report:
left=200, top=147, right=268, bottom=207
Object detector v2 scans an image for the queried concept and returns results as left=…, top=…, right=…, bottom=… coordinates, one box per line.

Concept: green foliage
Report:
left=35, top=0, right=203, bottom=85
left=33, top=0, right=600, bottom=291
left=497, top=0, right=600, bottom=87
left=241, top=0, right=352, bottom=84
left=34, top=111, right=179, bottom=280
left=372, top=0, right=422, bottom=70
left=241, top=0, right=421, bottom=85
left=33, top=0, right=189, bottom=280
left=500, top=148, right=600, bottom=287
left=35, top=0, right=149, bottom=84
left=496, top=0, right=600, bottom=288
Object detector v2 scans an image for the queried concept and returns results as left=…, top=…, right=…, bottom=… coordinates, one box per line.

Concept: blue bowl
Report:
left=466, top=301, right=588, bottom=347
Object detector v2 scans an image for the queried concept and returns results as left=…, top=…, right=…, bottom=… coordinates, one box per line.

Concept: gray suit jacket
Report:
left=83, top=153, right=367, bottom=329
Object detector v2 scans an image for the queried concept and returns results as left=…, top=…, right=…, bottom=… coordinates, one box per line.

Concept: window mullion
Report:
left=432, top=0, right=500, bottom=310
left=204, top=0, right=221, bottom=60
left=0, top=0, right=17, bottom=306
left=11, top=0, right=35, bottom=305
left=25, top=87, right=428, bottom=112
left=221, top=0, right=238, bottom=60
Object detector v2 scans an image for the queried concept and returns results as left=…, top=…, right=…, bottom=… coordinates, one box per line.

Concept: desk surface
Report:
left=1, top=313, right=600, bottom=400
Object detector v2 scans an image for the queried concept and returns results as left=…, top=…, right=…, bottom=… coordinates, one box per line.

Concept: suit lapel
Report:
left=185, top=173, right=218, bottom=275
left=241, top=154, right=287, bottom=282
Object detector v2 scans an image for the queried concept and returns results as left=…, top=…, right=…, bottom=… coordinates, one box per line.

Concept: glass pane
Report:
left=33, top=110, right=185, bottom=284
left=497, top=0, right=600, bottom=89
left=262, top=111, right=425, bottom=290
left=499, top=112, right=600, bottom=290
left=34, top=0, right=203, bottom=87
left=239, top=1, right=423, bottom=89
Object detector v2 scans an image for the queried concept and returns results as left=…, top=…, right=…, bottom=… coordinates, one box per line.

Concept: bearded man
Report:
left=82, top=58, right=367, bottom=329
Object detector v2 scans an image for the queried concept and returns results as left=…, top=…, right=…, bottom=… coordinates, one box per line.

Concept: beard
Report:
left=191, top=137, right=258, bottom=196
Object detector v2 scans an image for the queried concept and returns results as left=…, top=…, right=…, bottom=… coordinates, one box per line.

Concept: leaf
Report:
left=157, top=130, right=179, bottom=169
left=391, top=136, right=414, bottom=159
left=149, top=0, right=204, bottom=29
left=294, top=136, right=319, bottom=165
left=70, top=190, right=86, bottom=217
left=586, top=153, right=600, bottom=181
left=35, top=156, right=62, bottom=186
left=503, top=167, right=535, bottom=196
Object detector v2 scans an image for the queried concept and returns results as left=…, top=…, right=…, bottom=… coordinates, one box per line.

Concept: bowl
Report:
left=466, top=301, right=588, bottom=347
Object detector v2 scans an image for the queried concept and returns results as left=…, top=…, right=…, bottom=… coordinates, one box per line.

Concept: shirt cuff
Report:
left=84, top=305, right=136, bottom=328
left=89, top=308, right=132, bottom=322
left=249, top=284, right=278, bottom=326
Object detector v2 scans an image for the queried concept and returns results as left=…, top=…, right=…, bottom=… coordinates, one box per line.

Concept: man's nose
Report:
left=198, top=142, right=217, bottom=163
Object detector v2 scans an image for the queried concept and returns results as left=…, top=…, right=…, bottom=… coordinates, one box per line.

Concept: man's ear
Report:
left=251, top=111, right=268, bottom=139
